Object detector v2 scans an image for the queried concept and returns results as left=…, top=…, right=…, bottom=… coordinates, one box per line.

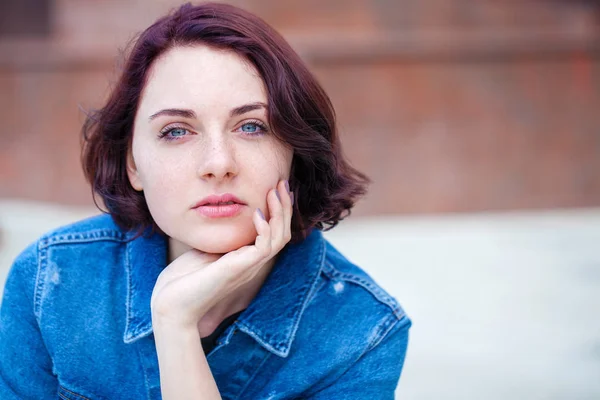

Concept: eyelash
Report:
left=158, top=125, right=190, bottom=141
left=157, top=120, right=269, bottom=141
left=237, top=119, right=269, bottom=136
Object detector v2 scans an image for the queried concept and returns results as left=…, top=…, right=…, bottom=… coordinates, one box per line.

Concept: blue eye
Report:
left=168, top=128, right=187, bottom=137
left=238, top=120, right=268, bottom=136
left=159, top=126, right=190, bottom=141
left=241, top=123, right=259, bottom=133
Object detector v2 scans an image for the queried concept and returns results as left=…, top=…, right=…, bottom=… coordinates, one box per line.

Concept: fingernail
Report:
left=284, top=180, right=290, bottom=194
left=290, top=192, right=295, bottom=206
left=257, top=208, right=265, bottom=220
left=275, top=189, right=281, bottom=202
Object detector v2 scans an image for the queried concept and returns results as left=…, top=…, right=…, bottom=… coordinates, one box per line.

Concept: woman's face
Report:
left=127, top=45, right=293, bottom=254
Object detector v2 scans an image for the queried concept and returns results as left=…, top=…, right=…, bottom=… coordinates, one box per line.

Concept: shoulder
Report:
left=5, top=214, right=129, bottom=314
left=35, top=213, right=127, bottom=247
left=287, top=236, right=410, bottom=392
left=321, top=240, right=407, bottom=323
left=10, top=213, right=126, bottom=272
left=302, top=237, right=410, bottom=352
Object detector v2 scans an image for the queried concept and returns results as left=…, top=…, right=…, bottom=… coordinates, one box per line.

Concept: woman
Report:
left=0, top=3, right=411, bottom=399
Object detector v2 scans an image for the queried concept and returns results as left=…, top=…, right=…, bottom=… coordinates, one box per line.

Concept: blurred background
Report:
left=1, top=0, right=599, bottom=399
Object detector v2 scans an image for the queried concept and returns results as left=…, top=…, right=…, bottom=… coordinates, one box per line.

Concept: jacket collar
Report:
left=123, top=228, right=326, bottom=358
left=236, top=229, right=325, bottom=357
left=123, top=229, right=168, bottom=344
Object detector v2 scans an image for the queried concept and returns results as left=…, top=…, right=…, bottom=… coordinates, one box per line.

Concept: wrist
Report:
left=151, top=311, right=199, bottom=334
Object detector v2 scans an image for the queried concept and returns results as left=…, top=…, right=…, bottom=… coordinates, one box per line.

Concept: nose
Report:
left=196, top=133, right=238, bottom=181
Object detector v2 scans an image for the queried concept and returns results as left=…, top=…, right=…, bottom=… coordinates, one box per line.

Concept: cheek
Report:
left=251, top=141, right=293, bottom=179
left=279, top=147, right=294, bottom=179
left=141, top=172, right=188, bottom=238
left=134, top=151, right=190, bottom=214
left=246, top=144, right=293, bottom=216
left=248, top=150, right=291, bottom=191
left=135, top=145, right=187, bottom=189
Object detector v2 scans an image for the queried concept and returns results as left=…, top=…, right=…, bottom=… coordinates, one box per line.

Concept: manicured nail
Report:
left=290, top=192, right=295, bottom=206
left=257, top=208, right=265, bottom=220
left=275, top=189, right=281, bottom=202
left=284, top=180, right=290, bottom=194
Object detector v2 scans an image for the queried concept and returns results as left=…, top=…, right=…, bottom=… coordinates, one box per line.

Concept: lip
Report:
left=192, top=193, right=247, bottom=218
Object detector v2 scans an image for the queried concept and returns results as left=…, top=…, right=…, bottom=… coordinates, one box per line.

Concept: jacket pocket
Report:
left=58, top=385, right=93, bottom=400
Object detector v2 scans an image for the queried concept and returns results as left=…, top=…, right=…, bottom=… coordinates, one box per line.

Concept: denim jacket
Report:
left=0, top=214, right=410, bottom=399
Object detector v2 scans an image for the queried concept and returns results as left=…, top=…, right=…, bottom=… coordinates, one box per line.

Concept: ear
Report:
left=126, top=150, right=143, bottom=191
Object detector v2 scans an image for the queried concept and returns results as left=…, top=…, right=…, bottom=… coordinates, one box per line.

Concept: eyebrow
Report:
left=148, top=108, right=196, bottom=121
left=230, top=102, right=267, bottom=117
left=148, top=102, right=267, bottom=122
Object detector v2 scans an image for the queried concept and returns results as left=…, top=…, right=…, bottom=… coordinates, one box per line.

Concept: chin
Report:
left=181, top=224, right=258, bottom=254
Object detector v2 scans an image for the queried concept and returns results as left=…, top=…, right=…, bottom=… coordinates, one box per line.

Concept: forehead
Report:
left=138, top=44, right=267, bottom=114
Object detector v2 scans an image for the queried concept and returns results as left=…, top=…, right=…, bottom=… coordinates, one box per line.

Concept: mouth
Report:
left=193, top=194, right=246, bottom=208
left=204, top=200, right=237, bottom=206
left=193, top=194, right=246, bottom=218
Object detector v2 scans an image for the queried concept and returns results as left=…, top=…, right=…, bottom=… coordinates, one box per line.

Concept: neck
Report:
left=167, top=237, right=277, bottom=337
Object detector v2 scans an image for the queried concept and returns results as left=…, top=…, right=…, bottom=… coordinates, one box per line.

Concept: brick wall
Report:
left=1, top=0, right=599, bottom=215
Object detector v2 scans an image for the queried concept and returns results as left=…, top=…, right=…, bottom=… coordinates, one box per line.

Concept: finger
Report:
left=253, top=207, right=272, bottom=257
left=266, top=186, right=285, bottom=250
left=209, top=209, right=271, bottom=279
left=224, top=207, right=271, bottom=262
left=278, top=179, right=293, bottom=244
left=211, top=245, right=264, bottom=281
left=271, top=180, right=292, bottom=248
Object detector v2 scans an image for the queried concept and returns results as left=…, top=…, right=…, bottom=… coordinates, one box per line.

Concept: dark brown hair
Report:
left=81, top=2, right=369, bottom=241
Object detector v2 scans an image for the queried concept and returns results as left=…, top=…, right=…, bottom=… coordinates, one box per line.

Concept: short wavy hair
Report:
left=81, top=2, right=369, bottom=242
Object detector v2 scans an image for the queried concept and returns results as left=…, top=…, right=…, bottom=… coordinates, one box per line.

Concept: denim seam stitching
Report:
left=58, top=385, right=93, bottom=400
left=38, top=230, right=126, bottom=249
left=308, top=279, right=327, bottom=303
left=322, top=261, right=405, bottom=320
left=366, top=313, right=400, bottom=351
left=123, top=240, right=134, bottom=343
left=33, top=240, right=47, bottom=321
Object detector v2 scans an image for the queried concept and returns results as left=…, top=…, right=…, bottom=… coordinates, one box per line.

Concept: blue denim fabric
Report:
left=0, top=214, right=411, bottom=399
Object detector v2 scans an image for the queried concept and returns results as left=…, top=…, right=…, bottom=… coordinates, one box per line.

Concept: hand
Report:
left=150, top=180, right=293, bottom=329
